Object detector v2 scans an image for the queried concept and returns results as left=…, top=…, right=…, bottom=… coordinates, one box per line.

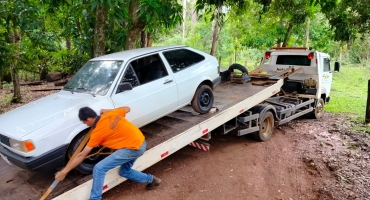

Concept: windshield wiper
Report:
left=63, top=86, right=74, bottom=94
left=75, top=87, right=96, bottom=97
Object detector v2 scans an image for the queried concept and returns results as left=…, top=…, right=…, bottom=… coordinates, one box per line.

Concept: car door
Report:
left=322, top=57, right=332, bottom=98
left=161, top=48, right=209, bottom=107
left=111, top=54, right=178, bottom=127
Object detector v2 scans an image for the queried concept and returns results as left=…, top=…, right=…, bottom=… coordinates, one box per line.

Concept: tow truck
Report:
left=0, top=47, right=339, bottom=200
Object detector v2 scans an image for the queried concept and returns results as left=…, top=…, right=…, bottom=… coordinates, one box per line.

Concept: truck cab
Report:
left=260, top=47, right=338, bottom=104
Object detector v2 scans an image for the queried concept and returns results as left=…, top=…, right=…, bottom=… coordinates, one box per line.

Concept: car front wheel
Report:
left=67, top=129, right=110, bottom=174
left=191, top=85, right=214, bottom=114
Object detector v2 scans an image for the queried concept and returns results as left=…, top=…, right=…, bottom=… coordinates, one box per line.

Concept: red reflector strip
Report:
left=202, top=129, right=208, bottom=134
left=161, top=151, right=169, bottom=158
left=189, top=142, right=210, bottom=152
left=102, top=185, right=108, bottom=190
left=239, top=109, right=244, bottom=113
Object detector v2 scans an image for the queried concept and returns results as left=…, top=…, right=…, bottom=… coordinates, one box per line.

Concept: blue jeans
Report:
left=89, top=141, right=153, bottom=200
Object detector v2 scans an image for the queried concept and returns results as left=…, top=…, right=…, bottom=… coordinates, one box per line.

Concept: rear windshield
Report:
left=276, top=55, right=311, bottom=66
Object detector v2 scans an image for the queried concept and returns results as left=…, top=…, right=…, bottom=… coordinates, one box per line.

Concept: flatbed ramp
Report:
left=0, top=79, right=283, bottom=200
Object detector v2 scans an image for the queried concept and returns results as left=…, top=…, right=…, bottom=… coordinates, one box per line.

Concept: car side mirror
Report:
left=334, top=61, right=340, bottom=72
left=116, top=82, right=133, bottom=94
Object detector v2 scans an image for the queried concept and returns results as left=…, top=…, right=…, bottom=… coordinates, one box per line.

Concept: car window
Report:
left=163, top=49, right=205, bottom=73
left=119, top=54, right=168, bottom=88
left=120, top=64, right=140, bottom=87
left=323, top=58, right=330, bottom=72
left=63, top=61, right=122, bottom=96
left=276, top=55, right=311, bottom=66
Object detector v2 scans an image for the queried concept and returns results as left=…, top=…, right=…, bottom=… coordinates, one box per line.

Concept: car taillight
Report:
left=308, top=52, right=314, bottom=60
left=265, top=52, right=271, bottom=59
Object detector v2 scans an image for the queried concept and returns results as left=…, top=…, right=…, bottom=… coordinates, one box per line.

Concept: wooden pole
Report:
left=39, top=129, right=93, bottom=200
left=366, top=79, right=370, bottom=123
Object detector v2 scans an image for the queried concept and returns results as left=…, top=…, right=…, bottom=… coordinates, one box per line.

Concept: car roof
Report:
left=90, top=45, right=186, bottom=61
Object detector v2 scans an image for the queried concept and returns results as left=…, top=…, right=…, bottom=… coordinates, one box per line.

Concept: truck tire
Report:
left=312, top=98, right=325, bottom=119
left=67, top=130, right=110, bottom=174
left=191, top=85, right=214, bottom=114
left=228, top=63, right=248, bottom=75
left=253, top=111, right=274, bottom=142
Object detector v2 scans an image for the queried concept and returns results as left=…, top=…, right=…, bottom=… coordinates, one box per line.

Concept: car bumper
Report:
left=0, top=144, right=68, bottom=171
left=212, top=76, right=222, bottom=89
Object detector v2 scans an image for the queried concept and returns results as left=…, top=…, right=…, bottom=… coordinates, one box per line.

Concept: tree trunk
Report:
left=0, top=74, right=3, bottom=89
left=305, top=18, right=310, bottom=47
left=39, top=66, right=48, bottom=80
left=282, top=22, right=293, bottom=47
left=140, top=31, right=146, bottom=48
left=10, top=30, right=22, bottom=103
left=366, top=80, right=370, bottom=123
left=191, top=0, right=197, bottom=24
left=93, top=5, right=108, bottom=58
left=210, top=6, right=221, bottom=56
left=182, top=0, right=186, bottom=42
left=146, top=33, right=153, bottom=47
left=125, top=0, right=145, bottom=50
left=66, top=38, right=72, bottom=50
left=10, top=66, right=21, bottom=103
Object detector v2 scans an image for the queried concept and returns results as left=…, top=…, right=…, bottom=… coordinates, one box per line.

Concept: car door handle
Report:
left=164, top=79, right=173, bottom=84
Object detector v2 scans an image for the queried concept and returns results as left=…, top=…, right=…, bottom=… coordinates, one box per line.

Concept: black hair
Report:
left=78, top=107, right=97, bottom=121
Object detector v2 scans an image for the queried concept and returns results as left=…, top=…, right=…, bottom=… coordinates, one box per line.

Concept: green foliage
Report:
left=1, top=81, right=13, bottom=90
left=325, top=65, right=369, bottom=116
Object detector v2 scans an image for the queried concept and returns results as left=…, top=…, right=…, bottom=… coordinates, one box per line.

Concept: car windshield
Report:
left=63, top=61, right=123, bottom=96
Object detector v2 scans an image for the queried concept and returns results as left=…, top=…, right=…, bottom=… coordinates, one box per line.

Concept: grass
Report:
left=325, top=65, right=370, bottom=133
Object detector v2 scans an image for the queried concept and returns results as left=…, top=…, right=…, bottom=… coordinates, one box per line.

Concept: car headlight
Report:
left=9, top=139, right=35, bottom=152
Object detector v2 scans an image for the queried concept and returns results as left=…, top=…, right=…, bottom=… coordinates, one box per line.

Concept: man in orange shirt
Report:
left=55, top=106, right=161, bottom=200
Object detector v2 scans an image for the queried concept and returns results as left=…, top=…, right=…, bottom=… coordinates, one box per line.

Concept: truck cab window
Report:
left=276, top=55, right=311, bottom=66
left=323, top=58, right=330, bottom=72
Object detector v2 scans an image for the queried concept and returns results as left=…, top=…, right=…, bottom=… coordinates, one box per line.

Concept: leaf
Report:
left=347, top=145, right=357, bottom=150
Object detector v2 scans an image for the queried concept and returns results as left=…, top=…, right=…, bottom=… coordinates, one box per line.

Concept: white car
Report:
left=0, top=46, right=220, bottom=174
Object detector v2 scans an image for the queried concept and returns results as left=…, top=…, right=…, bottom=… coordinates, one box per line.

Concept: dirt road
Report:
left=102, top=113, right=369, bottom=200
left=1, top=113, right=369, bottom=200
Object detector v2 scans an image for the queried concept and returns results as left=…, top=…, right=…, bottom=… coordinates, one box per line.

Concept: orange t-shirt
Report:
left=87, top=108, right=145, bottom=150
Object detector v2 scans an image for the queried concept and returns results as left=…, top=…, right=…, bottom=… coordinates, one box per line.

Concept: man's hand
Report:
left=100, top=109, right=110, bottom=115
left=55, top=170, right=67, bottom=181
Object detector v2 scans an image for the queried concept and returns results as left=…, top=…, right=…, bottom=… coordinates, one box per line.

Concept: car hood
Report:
left=0, top=92, right=99, bottom=140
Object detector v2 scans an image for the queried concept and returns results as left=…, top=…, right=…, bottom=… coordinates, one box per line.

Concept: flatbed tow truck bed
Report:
left=0, top=79, right=283, bottom=200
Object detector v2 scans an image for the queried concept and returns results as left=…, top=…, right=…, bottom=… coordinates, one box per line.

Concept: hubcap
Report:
left=316, top=102, right=323, bottom=115
left=200, top=91, right=210, bottom=107
left=262, top=117, right=272, bottom=135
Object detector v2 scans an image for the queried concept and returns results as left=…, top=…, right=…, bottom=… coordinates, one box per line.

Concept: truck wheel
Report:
left=253, top=111, right=274, bottom=142
left=228, top=63, right=248, bottom=75
left=191, top=85, right=214, bottom=114
left=67, top=130, right=109, bottom=174
left=313, top=98, right=325, bottom=119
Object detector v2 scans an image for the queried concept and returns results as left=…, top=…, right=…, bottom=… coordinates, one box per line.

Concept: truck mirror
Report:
left=116, top=82, right=133, bottom=94
left=334, top=61, right=340, bottom=72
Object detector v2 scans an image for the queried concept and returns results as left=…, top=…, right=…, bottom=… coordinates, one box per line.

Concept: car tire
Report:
left=228, top=63, right=248, bottom=75
left=312, top=98, right=325, bottom=119
left=191, top=85, right=214, bottom=114
left=67, top=129, right=110, bottom=174
left=253, top=111, right=274, bottom=142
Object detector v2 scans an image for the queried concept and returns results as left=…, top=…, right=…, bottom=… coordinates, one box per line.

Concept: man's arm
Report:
left=55, top=146, right=93, bottom=181
left=100, top=106, right=130, bottom=115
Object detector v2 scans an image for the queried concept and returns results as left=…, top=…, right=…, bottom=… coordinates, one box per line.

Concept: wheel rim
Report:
left=261, top=116, right=272, bottom=136
left=315, top=100, right=323, bottom=116
left=84, top=147, right=103, bottom=164
left=199, top=91, right=211, bottom=108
